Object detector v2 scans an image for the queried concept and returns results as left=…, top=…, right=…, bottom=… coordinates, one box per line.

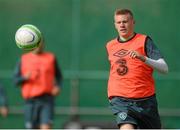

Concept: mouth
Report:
left=120, top=29, right=127, bottom=33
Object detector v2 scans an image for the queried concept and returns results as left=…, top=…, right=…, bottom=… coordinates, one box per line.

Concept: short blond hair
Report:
left=114, top=9, right=134, bottom=19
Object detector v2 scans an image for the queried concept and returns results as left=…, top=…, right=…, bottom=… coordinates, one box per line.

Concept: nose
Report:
left=120, top=22, right=125, bottom=27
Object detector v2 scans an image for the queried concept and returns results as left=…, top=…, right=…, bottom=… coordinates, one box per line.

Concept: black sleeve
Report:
left=13, top=59, right=27, bottom=86
left=0, top=84, right=8, bottom=107
left=145, top=36, right=164, bottom=60
left=54, top=57, right=63, bottom=87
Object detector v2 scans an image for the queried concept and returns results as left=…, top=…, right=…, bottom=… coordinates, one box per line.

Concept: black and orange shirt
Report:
left=106, top=33, right=163, bottom=98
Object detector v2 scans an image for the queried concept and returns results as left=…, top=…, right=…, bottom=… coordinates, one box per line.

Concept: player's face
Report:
left=114, top=14, right=135, bottom=39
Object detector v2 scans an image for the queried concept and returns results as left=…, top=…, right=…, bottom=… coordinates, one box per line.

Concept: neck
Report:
left=120, top=32, right=135, bottom=42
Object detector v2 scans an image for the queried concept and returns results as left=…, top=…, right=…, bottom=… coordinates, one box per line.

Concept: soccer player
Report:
left=13, top=39, right=63, bottom=129
left=106, top=9, right=168, bottom=129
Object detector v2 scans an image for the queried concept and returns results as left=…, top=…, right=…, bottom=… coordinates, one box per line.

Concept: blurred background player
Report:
left=106, top=9, right=168, bottom=129
left=13, top=38, right=63, bottom=129
left=0, top=83, right=8, bottom=117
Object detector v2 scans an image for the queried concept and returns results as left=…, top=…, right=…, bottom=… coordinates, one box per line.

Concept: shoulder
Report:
left=44, top=51, right=55, bottom=56
left=136, top=33, right=148, bottom=39
left=43, top=52, right=56, bottom=60
left=106, top=38, right=117, bottom=49
left=144, top=36, right=156, bottom=46
left=21, top=52, right=32, bottom=58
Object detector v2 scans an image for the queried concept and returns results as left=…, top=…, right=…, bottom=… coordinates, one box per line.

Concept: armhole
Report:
left=144, top=36, right=148, bottom=56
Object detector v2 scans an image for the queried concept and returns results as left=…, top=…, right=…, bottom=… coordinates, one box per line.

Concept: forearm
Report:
left=0, top=96, right=8, bottom=107
left=13, top=68, right=27, bottom=86
left=145, top=58, right=168, bottom=74
left=54, top=58, right=63, bottom=87
left=0, top=87, right=8, bottom=107
left=129, top=50, right=168, bottom=74
left=13, top=60, right=27, bottom=86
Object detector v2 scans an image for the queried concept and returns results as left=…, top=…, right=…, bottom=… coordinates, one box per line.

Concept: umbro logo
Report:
left=113, top=49, right=129, bottom=58
left=118, top=112, right=127, bottom=120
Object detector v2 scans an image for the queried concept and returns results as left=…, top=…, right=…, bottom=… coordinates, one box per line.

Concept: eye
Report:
left=122, top=20, right=128, bottom=23
left=116, top=20, right=128, bottom=24
left=116, top=21, right=121, bottom=24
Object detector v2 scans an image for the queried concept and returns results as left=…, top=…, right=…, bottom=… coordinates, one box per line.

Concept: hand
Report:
left=24, top=72, right=31, bottom=80
left=0, top=106, right=8, bottom=117
left=128, top=50, right=146, bottom=62
left=51, top=86, right=60, bottom=96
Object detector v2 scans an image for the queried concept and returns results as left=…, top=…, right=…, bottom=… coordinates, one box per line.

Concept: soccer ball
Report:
left=15, top=24, right=42, bottom=50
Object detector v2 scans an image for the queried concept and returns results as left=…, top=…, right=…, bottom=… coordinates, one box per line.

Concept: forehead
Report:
left=114, top=14, right=132, bottom=21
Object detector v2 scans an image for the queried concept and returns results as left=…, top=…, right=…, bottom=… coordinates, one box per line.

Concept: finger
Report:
left=129, top=51, right=135, bottom=58
left=132, top=53, right=137, bottom=58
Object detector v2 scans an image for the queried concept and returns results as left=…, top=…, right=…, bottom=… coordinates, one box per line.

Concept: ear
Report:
left=114, top=22, right=116, bottom=26
left=133, top=20, right=135, bottom=24
left=114, top=22, right=117, bottom=29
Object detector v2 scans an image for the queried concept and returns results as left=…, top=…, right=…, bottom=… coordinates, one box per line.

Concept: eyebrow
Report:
left=115, top=19, right=128, bottom=23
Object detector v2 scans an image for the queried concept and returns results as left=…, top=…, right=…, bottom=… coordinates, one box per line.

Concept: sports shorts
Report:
left=24, top=94, right=54, bottom=129
left=109, top=94, right=161, bottom=129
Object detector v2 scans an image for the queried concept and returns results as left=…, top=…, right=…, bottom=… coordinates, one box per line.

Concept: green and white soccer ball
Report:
left=15, top=24, right=42, bottom=50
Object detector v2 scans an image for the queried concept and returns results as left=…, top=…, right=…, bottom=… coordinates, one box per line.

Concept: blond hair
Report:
left=114, top=9, right=134, bottom=19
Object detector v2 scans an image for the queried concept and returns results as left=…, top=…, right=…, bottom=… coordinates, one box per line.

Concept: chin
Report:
left=120, top=34, right=128, bottom=38
left=119, top=31, right=127, bottom=35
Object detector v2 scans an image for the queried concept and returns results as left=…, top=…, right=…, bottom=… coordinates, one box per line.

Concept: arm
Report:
left=0, top=85, right=8, bottom=107
left=51, top=57, right=63, bottom=96
left=145, top=58, right=168, bottom=74
left=0, top=85, right=8, bottom=117
left=129, top=36, right=168, bottom=74
left=13, top=59, right=29, bottom=86
left=54, top=58, right=63, bottom=87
